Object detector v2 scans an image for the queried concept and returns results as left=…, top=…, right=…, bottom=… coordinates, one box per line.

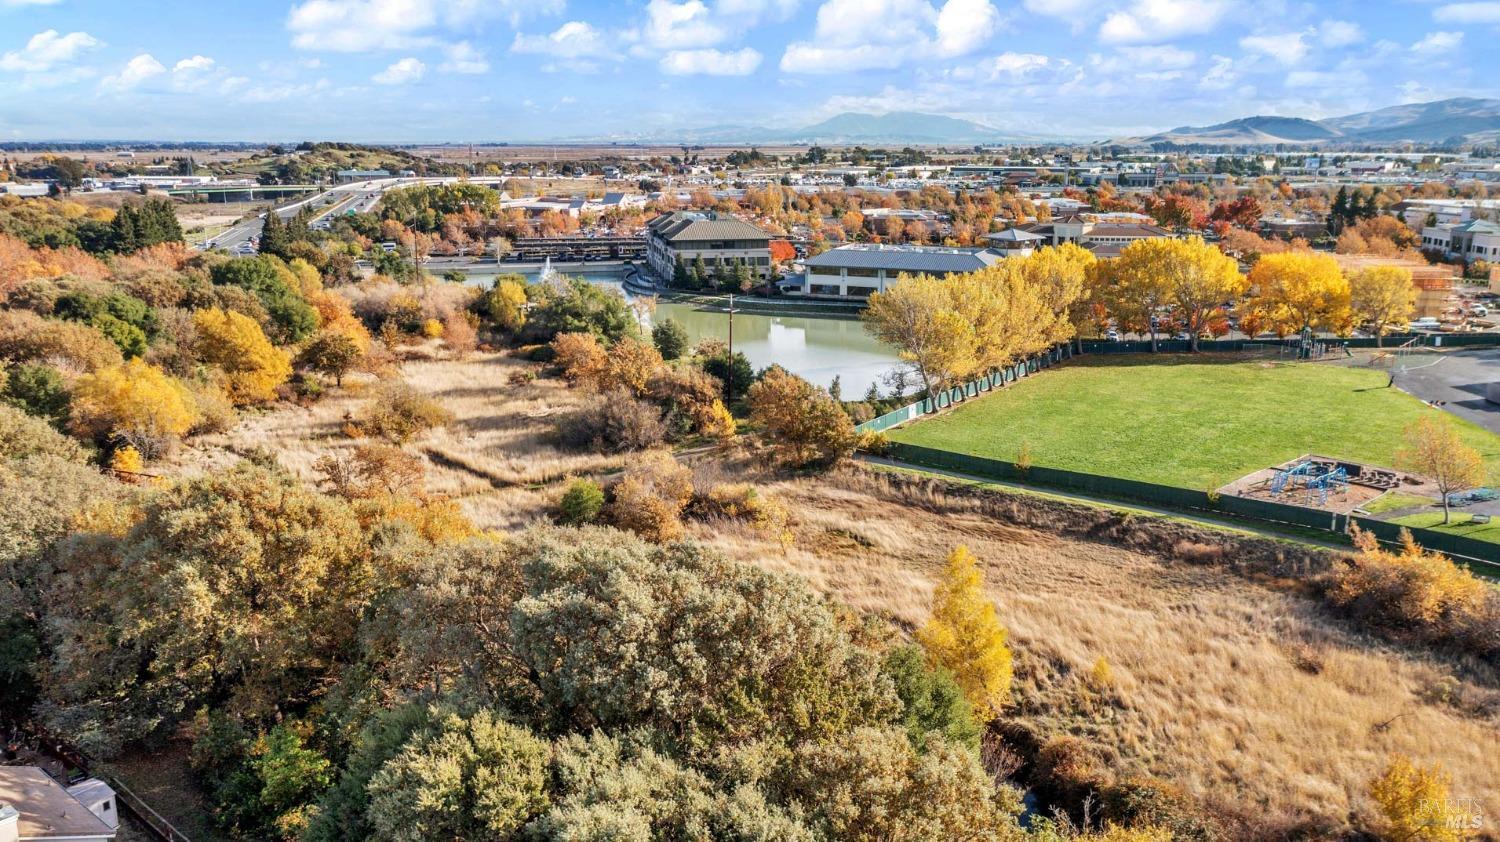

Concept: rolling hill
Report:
left=1120, top=97, right=1500, bottom=145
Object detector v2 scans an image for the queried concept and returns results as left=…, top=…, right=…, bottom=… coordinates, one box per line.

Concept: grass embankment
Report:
left=1391, top=511, right=1500, bottom=543
left=889, top=355, right=1500, bottom=490
left=1360, top=492, right=1437, bottom=515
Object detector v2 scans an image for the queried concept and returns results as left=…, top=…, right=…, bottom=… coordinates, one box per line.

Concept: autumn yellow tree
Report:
left=1395, top=415, right=1487, bottom=524
left=70, top=357, right=200, bottom=458
left=1349, top=266, right=1416, bottom=347
left=747, top=366, right=858, bottom=466
left=486, top=278, right=529, bottom=333
left=1368, top=755, right=1473, bottom=842
left=916, top=545, right=1012, bottom=722
left=1108, top=239, right=1176, bottom=351
left=1014, top=242, right=1096, bottom=349
left=194, top=307, right=293, bottom=405
left=863, top=273, right=978, bottom=394
left=600, top=336, right=664, bottom=397
left=1154, top=237, right=1247, bottom=351
left=1247, top=252, right=1351, bottom=337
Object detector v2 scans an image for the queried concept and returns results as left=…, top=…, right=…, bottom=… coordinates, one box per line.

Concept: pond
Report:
left=464, top=264, right=905, bottom=396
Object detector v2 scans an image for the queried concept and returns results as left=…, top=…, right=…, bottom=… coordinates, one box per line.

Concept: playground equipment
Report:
left=1445, top=488, right=1498, bottom=507
left=1270, top=460, right=1351, bottom=506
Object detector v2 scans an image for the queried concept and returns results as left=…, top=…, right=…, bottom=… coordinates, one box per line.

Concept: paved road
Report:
left=1391, top=348, right=1500, bottom=434
left=197, top=175, right=509, bottom=253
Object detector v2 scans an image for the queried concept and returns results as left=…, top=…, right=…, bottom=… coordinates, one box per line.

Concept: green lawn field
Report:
left=888, top=355, right=1500, bottom=490
left=1390, top=512, right=1500, bottom=543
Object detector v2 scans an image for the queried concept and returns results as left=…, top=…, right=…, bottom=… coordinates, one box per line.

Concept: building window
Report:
left=845, top=285, right=877, bottom=297
left=809, top=284, right=841, bottom=295
left=845, top=266, right=879, bottom=278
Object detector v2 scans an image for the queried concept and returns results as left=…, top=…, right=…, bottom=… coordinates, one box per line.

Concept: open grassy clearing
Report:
left=1360, top=491, right=1438, bottom=515
left=156, top=354, right=1500, bottom=835
left=1392, top=510, right=1500, bottom=543
left=889, top=355, right=1500, bottom=490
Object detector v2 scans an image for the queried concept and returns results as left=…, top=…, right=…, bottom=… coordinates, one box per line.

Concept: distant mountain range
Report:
left=1117, top=98, right=1500, bottom=146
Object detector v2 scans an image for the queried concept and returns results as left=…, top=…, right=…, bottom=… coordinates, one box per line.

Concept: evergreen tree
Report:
left=734, top=259, right=754, bottom=293
left=1331, top=186, right=1349, bottom=234
left=259, top=208, right=290, bottom=258
left=693, top=255, right=708, bottom=290
left=111, top=205, right=141, bottom=253
left=673, top=255, right=689, bottom=288
left=829, top=374, right=842, bottom=403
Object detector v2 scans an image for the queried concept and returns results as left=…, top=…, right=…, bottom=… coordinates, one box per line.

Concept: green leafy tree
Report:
left=525, top=277, right=637, bottom=343
left=882, top=644, right=981, bottom=752
left=297, top=332, right=362, bottom=387
left=366, top=708, right=551, bottom=842
left=556, top=478, right=605, bottom=525
left=651, top=317, right=690, bottom=361
left=2, top=363, right=71, bottom=426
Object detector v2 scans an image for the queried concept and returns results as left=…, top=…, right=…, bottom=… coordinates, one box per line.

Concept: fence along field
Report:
left=861, top=343, right=1500, bottom=574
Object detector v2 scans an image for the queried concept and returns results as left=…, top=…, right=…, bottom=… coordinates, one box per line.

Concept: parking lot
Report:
left=1392, top=348, right=1500, bottom=434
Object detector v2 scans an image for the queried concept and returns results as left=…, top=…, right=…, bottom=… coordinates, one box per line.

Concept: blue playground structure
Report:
left=1270, top=460, right=1350, bottom=506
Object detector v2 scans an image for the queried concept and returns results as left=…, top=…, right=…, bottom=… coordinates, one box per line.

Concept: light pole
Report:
left=726, top=292, right=736, bottom=401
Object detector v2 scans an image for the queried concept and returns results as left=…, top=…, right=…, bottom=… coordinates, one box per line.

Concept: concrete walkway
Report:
left=1390, top=348, right=1500, bottom=434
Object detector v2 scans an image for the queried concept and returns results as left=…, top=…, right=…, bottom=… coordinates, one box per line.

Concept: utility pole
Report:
left=726, top=292, right=735, bottom=401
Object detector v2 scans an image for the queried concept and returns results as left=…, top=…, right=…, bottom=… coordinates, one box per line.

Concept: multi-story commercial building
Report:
left=799, top=243, right=1006, bottom=299
left=1421, top=218, right=1500, bottom=262
left=1013, top=214, right=1173, bottom=258
left=645, top=211, right=773, bottom=283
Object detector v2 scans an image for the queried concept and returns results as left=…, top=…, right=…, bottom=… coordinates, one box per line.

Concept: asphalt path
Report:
left=1391, top=348, right=1500, bottom=434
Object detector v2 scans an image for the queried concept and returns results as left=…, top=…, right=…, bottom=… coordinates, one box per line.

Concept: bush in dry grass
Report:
left=648, top=366, right=734, bottom=439
left=0, top=403, right=85, bottom=462
left=556, top=390, right=666, bottom=453
left=599, top=335, right=663, bottom=397
left=1032, top=735, right=1110, bottom=813
left=1367, top=755, right=1472, bottom=842
left=1328, top=528, right=1497, bottom=660
left=748, top=365, right=858, bottom=467
left=442, top=311, right=478, bottom=358
left=691, top=482, right=793, bottom=548
left=608, top=451, right=694, bottom=542
left=1101, top=777, right=1217, bottom=842
left=0, top=309, right=123, bottom=374
left=550, top=331, right=606, bottom=387
left=880, top=644, right=981, bottom=752
left=556, top=477, right=605, bottom=525
left=356, top=382, right=454, bottom=444
left=316, top=444, right=426, bottom=499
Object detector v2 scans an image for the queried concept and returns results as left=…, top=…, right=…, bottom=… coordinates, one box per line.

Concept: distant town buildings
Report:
left=645, top=211, right=773, bottom=283
left=1013, top=214, right=1173, bottom=258
left=1421, top=218, right=1500, bottom=262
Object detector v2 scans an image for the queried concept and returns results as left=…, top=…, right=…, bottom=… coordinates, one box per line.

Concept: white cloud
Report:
left=714, top=0, right=802, bottom=24
left=372, top=56, right=425, bottom=84
left=1239, top=32, right=1308, bottom=65
left=512, top=21, right=611, bottom=57
left=642, top=0, right=727, bottom=48
left=241, top=78, right=332, bottom=103
left=781, top=0, right=999, bottom=72
left=101, top=53, right=166, bottom=90
left=1317, top=20, right=1364, bottom=48
left=1433, top=2, right=1500, bottom=24
left=0, top=30, right=102, bottom=72
left=173, top=55, right=215, bottom=73
left=935, top=0, right=1002, bottom=57
left=1099, top=0, right=1228, bottom=44
left=1197, top=54, right=1236, bottom=90
left=1285, top=69, right=1358, bottom=88
left=1410, top=31, right=1463, bottom=53
left=659, top=46, right=762, bottom=75
left=976, top=51, right=1051, bottom=78
left=286, top=0, right=561, bottom=52
left=439, top=41, right=488, bottom=73
left=1, top=0, right=63, bottom=5
left=1117, top=44, right=1195, bottom=69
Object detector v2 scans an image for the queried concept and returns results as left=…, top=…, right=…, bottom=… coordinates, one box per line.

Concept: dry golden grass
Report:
left=688, top=472, right=1500, bottom=837
left=164, top=354, right=1499, bottom=836
left=166, top=348, right=625, bottom=531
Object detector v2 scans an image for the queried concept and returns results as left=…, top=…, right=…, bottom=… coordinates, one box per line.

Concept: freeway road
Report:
left=195, top=175, right=508, bottom=254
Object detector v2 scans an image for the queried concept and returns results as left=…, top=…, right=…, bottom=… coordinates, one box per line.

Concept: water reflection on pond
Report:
left=465, top=266, right=904, bottom=395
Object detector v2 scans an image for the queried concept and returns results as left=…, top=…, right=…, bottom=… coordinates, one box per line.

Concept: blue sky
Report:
left=0, top=0, right=1496, bottom=142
